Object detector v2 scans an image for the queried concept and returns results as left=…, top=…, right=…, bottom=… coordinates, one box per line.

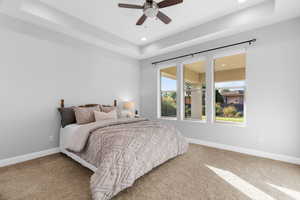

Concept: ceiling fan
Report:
left=118, top=0, right=183, bottom=25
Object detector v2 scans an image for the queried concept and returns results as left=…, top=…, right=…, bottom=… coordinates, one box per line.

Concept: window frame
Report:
left=181, top=56, right=208, bottom=122
left=156, top=48, right=247, bottom=126
left=212, top=49, right=247, bottom=125
left=157, top=62, right=179, bottom=120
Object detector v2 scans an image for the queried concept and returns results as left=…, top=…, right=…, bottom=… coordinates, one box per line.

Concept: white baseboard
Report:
left=187, top=138, right=300, bottom=165
left=1, top=140, right=299, bottom=168
left=0, top=148, right=60, bottom=168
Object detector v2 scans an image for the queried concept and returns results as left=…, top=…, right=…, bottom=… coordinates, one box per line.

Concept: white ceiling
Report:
left=0, top=0, right=300, bottom=59
left=39, top=0, right=266, bottom=45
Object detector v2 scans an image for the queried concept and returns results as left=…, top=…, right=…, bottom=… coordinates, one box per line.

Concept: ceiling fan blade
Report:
left=118, top=3, right=144, bottom=9
left=157, top=0, right=183, bottom=8
left=136, top=14, right=147, bottom=25
left=157, top=11, right=172, bottom=24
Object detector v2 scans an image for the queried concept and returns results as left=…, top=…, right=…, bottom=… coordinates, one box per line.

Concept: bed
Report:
left=60, top=123, right=98, bottom=172
left=58, top=99, right=188, bottom=200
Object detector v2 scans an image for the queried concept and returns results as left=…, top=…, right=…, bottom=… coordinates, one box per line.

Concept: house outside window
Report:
left=214, top=53, right=246, bottom=123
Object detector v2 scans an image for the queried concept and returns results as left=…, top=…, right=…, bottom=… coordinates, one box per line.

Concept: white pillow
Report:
left=94, top=110, right=117, bottom=121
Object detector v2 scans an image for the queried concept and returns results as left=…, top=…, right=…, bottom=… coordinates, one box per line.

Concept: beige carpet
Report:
left=1, top=144, right=300, bottom=200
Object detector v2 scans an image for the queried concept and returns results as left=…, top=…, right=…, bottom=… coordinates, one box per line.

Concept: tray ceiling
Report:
left=0, top=0, right=300, bottom=59
left=39, top=0, right=266, bottom=45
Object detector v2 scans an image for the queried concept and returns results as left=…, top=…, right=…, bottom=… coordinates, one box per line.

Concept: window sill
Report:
left=158, top=117, right=177, bottom=121
left=182, top=119, right=207, bottom=124
left=214, top=120, right=246, bottom=127
left=158, top=117, right=246, bottom=127
left=158, top=117, right=207, bottom=124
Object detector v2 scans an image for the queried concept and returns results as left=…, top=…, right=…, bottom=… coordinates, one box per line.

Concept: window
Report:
left=157, top=50, right=247, bottom=125
left=214, top=53, right=246, bottom=123
left=160, top=66, right=177, bottom=118
left=183, top=60, right=206, bottom=121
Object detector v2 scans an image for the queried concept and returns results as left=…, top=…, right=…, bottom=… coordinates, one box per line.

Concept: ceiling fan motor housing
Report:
left=118, top=0, right=183, bottom=25
left=144, top=1, right=159, bottom=18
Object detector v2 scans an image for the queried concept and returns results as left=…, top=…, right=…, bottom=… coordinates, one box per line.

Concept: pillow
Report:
left=73, top=106, right=100, bottom=125
left=94, top=110, right=117, bottom=121
left=101, top=105, right=116, bottom=113
left=58, top=107, right=76, bottom=128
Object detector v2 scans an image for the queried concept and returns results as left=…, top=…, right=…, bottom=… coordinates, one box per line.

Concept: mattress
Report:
left=59, top=124, right=82, bottom=149
left=59, top=124, right=97, bottom=172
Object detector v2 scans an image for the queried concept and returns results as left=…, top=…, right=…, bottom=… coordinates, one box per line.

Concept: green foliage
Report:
left=170, top=92, right=177, bottom=100
left=215, top=103, right=223, bottom=116
left=161, top=93, right=176, bottom=117
left=215, top=89, right=224, bottom=104
left=216, top=117, right=244, bottom=123
left=223, top=106, right=237, bottom=117
left=185, top=105, right=191, bottom=117
left=235, top=112, right=243, bottom=118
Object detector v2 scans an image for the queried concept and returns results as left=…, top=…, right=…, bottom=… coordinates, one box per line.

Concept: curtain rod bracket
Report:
left=249, top=39, right=257, bottom=45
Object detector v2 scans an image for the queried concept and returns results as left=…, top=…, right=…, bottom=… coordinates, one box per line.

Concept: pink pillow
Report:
left=73, top=106, right=100, bottom=124
left=101, top=105, right=116, bottom=113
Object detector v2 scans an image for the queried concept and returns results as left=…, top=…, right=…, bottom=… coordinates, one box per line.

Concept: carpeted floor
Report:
left=1, top=144, right=300, bottom=200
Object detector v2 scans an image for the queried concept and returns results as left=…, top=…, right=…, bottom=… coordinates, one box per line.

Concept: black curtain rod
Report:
left=152, top=39, right=256, bottom=65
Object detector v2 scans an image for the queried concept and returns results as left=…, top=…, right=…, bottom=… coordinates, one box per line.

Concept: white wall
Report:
left=0, top=17, right=139, bottom=160
left=140, top=17, right=300, bottom=158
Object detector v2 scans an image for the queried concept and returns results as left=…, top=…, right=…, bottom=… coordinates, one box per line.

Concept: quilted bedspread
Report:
left=67, top=118, right=188, bottom=200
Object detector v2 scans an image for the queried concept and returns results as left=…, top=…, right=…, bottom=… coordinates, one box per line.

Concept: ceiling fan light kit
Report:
left=144, top=2, right=159, bottom=18
left=118, top=0, right=183, bottom=25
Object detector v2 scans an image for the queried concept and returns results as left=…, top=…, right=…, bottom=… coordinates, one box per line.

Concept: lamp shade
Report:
left=123, top=101, right=134, bottom=110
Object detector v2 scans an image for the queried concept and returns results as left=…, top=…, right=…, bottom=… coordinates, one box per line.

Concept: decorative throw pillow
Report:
left=94, top=110, right=117, bottom=121
left=58, top=107, right=76, bottom=128
left=73, top=106, right=100, bottom=125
